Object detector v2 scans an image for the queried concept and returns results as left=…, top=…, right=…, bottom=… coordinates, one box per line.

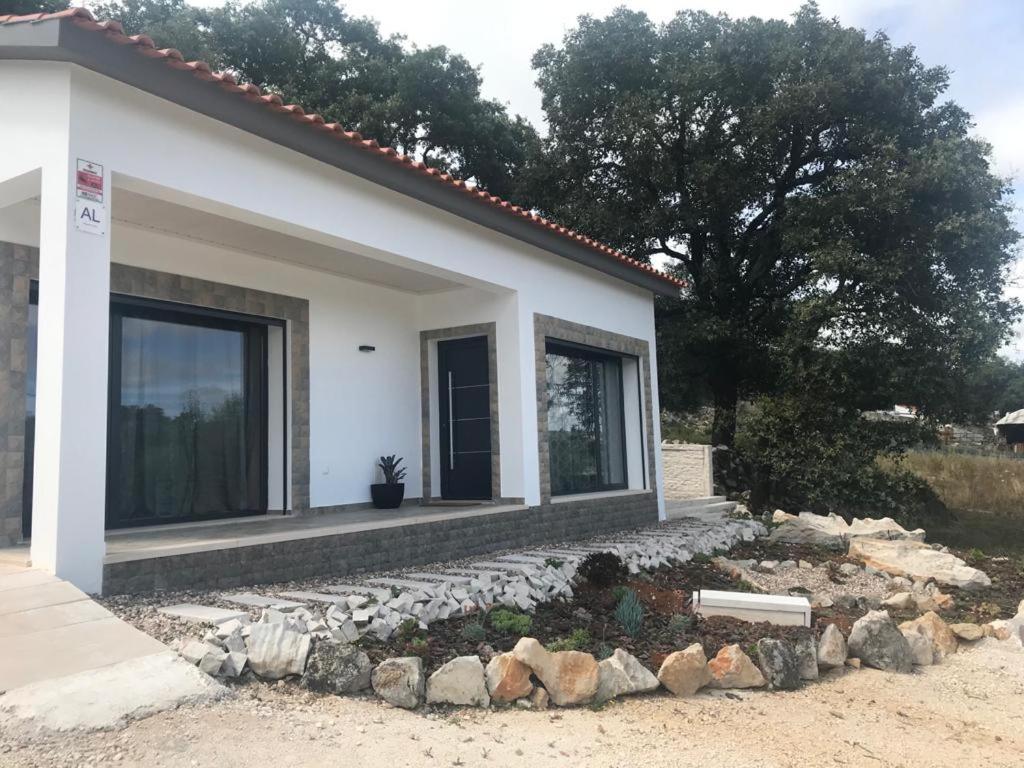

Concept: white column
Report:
left=30, top=160, right=110, bottom=593
left=516, top=302, right=542, bottom=506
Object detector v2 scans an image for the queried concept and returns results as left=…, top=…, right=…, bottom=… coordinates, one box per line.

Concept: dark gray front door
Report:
left=438, top=336, right=492, bottom=500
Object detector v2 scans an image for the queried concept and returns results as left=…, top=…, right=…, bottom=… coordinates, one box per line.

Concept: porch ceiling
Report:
left=113, top=189, right=465, bottom=294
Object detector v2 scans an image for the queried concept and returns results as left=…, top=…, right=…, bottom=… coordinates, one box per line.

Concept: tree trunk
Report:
left=711, top=377, right=739, bottom=447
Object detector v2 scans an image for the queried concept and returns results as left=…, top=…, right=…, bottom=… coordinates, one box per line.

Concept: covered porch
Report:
left=0, top=167, right=535, bottom=593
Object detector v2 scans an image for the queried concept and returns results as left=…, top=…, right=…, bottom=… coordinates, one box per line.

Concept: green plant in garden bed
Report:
left=396, top=617, right=422, bottom=642
left=489, top=608, right=532, bottom=636
left=544, top=557, right=564, bottom=569
left=667, top=613, right=693, bottom=634
left=545, top=628, right=591, bottom=652
left=614, top=588, right=644, bottom=637
left=461, top=621, right=486, bottom=643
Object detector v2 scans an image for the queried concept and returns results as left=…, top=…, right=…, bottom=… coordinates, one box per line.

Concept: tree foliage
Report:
left=0, top=0, right=69, bottom=12
left=528, top=3, right=1019, bottom=444
left=45, top=0, right=540, bottom=200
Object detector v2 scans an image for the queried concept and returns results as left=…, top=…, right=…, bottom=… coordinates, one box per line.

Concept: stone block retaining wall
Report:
left=102, top=492, right=659, bottom=594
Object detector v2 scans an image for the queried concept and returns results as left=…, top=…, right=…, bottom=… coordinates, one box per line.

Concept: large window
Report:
left=107, top=299, right=270, bottom=528
left=545, top=341, right=628, bottom=495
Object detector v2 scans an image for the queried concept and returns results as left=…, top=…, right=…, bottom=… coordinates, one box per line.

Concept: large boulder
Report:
left=756, top=639, right=801, bottom=690
left=769, top=513, right=849, bottom=550
left=246, top=622, right=311, bottom=679
left=847, top=610, right=913, bottom=673
left=848, top=517, right=925, bottom=542
left=793, top=637, right=819, bottom=681
left=657, top=644, right=712, bottom=696
left=706, top=644, right=765, bottom=689
left=426, top=656, right=489, bottom=707
left=817, top=624, right=848, bottom=669
left=902, top=630, right=933, bottom=666
left=300, top=641, right=372, bottom=694
left=848, top=539, right=990, bottom=590
left=371, top=657, right=425, bottom=709
left=485, top=653, right=533, bottom=704
left=899, top=612, right=958, bottom=664
left=512, top=637, right=599, bottom=706
left=950, top=623, right=985, bottom=642
left=594, top=649, right=660, bottom=703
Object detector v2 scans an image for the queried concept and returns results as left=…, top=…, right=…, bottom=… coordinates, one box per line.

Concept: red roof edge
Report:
left=0, top=8, right=686, bottom=292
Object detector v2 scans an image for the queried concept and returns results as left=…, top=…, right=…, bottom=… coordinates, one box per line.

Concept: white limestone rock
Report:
left=372, top=657, right=425, bottom=709
left=426, top=656, right=489, bottom=707
left=817, top=624, right=848, bottom=669
left=595, top=649, right=660, bottom=703
left=246, top=622, right=311, bottom=679
left=849, top=539, right=991, bottom=590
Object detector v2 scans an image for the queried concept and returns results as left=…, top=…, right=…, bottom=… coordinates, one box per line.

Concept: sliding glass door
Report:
left=106, top=300, right=268, bottom=528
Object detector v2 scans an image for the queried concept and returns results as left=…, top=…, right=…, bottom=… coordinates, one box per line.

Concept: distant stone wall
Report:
left=661, top=442, right=713, bottom=499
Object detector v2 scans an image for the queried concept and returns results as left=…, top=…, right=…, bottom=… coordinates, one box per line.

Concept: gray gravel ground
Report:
left=3, top=639, right=1022, bottom=768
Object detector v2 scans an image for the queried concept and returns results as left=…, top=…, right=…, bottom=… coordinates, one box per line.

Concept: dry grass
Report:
left=899, top=450, right=1024, bottom=516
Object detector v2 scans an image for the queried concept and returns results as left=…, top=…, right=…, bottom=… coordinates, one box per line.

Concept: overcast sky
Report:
left=189, top=0, right=1024, bottom=358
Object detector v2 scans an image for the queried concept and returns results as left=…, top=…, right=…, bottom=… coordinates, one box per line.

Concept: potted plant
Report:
left=371, top=454, right=406, bottom=509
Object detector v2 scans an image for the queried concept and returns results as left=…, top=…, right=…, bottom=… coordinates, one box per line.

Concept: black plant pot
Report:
left=370, top=482, right=405, bottom=510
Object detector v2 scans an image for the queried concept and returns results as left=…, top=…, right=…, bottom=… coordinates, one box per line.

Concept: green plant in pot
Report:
left=371, top=455, right=406, bottom=509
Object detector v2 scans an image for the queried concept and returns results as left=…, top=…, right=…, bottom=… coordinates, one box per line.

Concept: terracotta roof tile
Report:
left=0, top=8, right=685, bottom=291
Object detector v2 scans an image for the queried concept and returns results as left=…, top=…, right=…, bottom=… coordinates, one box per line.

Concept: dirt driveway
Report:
left=4, top=639, right=1023, bottom=768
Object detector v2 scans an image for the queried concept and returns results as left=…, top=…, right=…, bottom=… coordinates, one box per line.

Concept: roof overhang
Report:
left=0, top=15, right=682, bottom=298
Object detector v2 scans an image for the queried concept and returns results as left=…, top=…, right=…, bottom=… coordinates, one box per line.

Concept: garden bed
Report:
left=354, top=559, right=812, bottom=675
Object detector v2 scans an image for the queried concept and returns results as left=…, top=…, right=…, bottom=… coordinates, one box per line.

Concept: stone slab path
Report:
left=151, top=511, right=765, bottom=645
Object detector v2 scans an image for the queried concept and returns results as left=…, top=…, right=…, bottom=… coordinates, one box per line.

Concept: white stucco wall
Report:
left=0, top=61, right=667, bottom=588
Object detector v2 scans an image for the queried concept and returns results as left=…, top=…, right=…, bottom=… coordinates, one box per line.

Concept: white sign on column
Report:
left=74, top=159, right=106, bottom=235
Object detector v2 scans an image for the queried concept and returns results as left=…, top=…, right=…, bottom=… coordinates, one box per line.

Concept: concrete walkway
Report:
left=0, top=564, right=223, bottom=731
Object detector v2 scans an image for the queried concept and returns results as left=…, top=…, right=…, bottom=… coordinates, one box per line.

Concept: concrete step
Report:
left=665, top=498, right=737, bottom=521
left=666, top=495, right=727, bottom=509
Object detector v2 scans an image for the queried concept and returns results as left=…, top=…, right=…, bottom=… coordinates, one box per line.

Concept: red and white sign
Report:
left=76, top=159, right=104, bottom=203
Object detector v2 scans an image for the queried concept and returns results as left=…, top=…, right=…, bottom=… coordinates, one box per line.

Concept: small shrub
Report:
left=577, top=552, right=628, bottom=588
left=544, top=557, right=565, bottom=569
left=489, top=608, right=532, bottom=636
left=545, top=627, right=591, bottom=652
left=461, top=621, right=486, bottom=643
left=690, top=552, right=713, bottom=565
left=613, top=588, right=644, bottom=638
left=396, top=617, right=420, bottom=641
left=966, top=547, right=986, bottom=564
left=667, top=613, right=693, bottom=634
left=596, top=643, right=615, bottom=661
left=611, top=585, right=629, bottom=603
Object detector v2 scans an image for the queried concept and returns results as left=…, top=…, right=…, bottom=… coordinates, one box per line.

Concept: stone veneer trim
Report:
left=419, top=323, right=500, bottom=501
left=0, top=243, right=311, bottom=545
left=533, top=313, right=657, bottom=504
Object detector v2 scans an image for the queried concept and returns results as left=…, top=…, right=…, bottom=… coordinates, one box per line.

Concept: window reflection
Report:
left=545, top=343, right=627, bottom=495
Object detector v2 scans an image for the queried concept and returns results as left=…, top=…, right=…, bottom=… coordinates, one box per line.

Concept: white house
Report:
left=0, top=9, right=682, bottom=595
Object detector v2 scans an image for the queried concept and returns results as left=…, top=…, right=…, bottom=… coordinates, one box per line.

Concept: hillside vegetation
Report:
left=900, top=451, right=1024, bottom=516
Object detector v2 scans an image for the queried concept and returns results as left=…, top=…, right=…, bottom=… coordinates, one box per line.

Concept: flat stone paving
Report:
left=158, top=604, right=251, bottom=625
left=221, top=593, right=306, bottom=609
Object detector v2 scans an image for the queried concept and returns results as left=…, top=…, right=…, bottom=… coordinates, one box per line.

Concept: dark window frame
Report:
left=23, top=287, right=290, bottom=535
left=544, top=339, right=632, bottom=496
left=105, top=295, right=282, bottom=529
